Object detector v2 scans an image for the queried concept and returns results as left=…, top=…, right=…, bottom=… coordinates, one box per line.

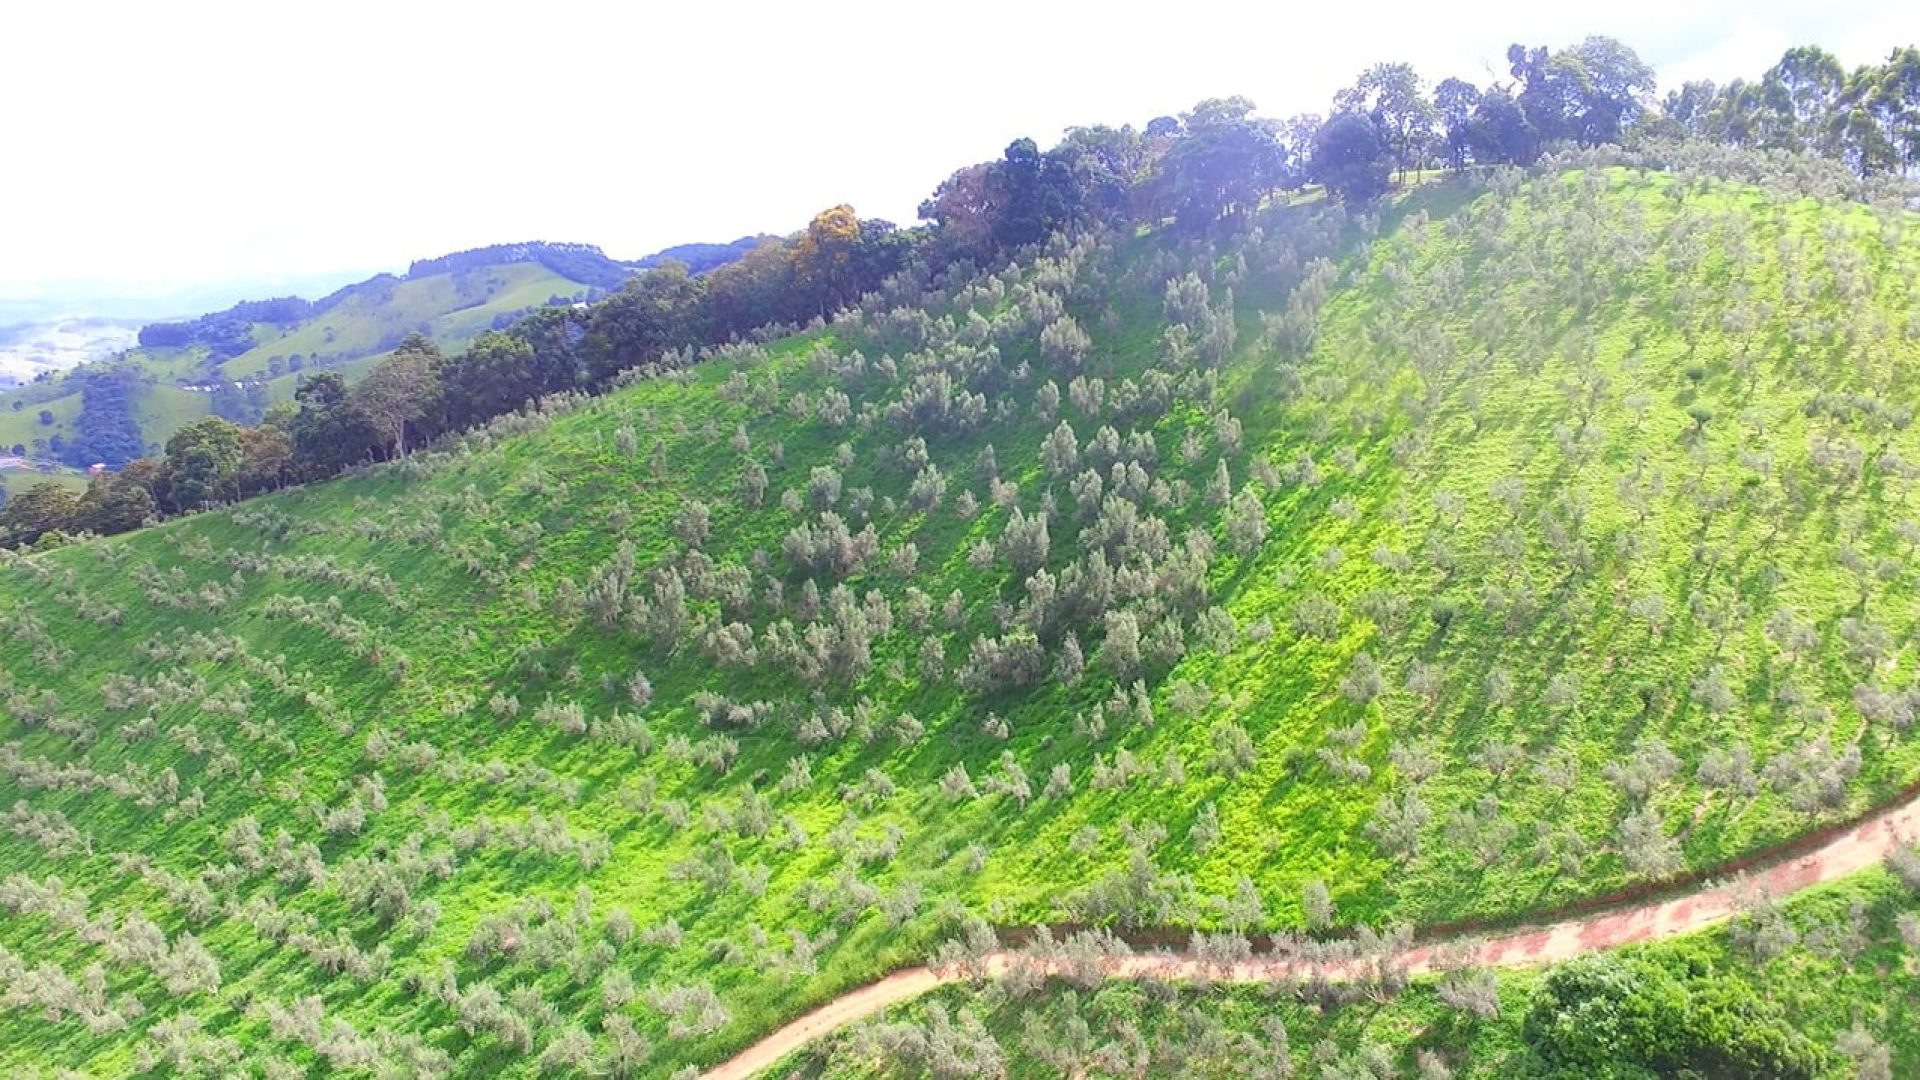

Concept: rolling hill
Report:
left=0, top=243, right=624, bottom=467
left=6, top=159, right=1920, bottom=1078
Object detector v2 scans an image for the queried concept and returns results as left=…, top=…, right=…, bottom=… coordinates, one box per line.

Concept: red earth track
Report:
left=705, top=788, right=1920, bottom=1077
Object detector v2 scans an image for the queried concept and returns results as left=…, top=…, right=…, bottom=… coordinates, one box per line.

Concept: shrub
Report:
left=1887, top=843, right=1920, bottom=891
left=1521, top=953, right=1824, bottom=1079
left=1040, top=315, right=1091, bottom=366
left=1301, top=879, right=1333, bottom=931
left=1339, top=652, right=1385, bottom=704
left=1437, top=967, right=1501, bottom=1019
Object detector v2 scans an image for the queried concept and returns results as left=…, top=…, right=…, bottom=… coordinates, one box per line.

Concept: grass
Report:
left=0, top=391, right=82, bottom=454
left=0, top=465, right=90, bottom=494
left=4, top=167, right=1920, bottom=1076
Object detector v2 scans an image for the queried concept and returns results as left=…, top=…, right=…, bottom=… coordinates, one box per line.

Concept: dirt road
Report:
left=705, top=788, right=1920, bottom=1078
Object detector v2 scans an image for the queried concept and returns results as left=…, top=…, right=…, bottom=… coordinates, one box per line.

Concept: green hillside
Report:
left=0, top=262, right=598, bottom=463
left=6, top=165, right=1920, bottom=1076
left=220, top=263, right=590, bottom=381
left=0, top=390, right=82, bottom=454
left=0, top=465, right=89, bottom=498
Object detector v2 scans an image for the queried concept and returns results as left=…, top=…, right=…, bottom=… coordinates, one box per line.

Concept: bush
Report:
left=1522, top=953, right=1825, bottom=1079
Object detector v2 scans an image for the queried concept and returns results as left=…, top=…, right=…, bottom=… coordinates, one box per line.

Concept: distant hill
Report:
left=0, top=233, right=780, bottom=468
left=136, top=240, right=636, bottom=355
left=0, top=243, right=618, bottom=467
left=405, top=240, right=635, bottom=289
left=632, top=235, right=775, bottom=274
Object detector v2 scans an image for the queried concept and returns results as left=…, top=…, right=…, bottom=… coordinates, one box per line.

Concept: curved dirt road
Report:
left=706, top=790, right=1920, bottom=1079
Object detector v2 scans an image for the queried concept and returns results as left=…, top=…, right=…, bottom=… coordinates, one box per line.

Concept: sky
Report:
left=3, top=0, right=1917, bottom=319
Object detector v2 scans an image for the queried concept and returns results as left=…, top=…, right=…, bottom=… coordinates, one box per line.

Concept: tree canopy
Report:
left=1312, top=111, right=1392, bottom=203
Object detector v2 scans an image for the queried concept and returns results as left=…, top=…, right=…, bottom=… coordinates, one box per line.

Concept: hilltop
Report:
left=634, top=237, right=777, bottom=275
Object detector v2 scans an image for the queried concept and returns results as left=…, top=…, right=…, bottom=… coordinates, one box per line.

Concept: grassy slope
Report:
left=4, top=169, right=1920, bottom=1076
left=0, top=466, right=90, bottom=495
left=220, top=263, right=586, bottom=380
left=0, top=391, right=83, bottom=453
left=259, top=352, right=386, bottom=408
left=1195, top=170, right=1920, bottom=920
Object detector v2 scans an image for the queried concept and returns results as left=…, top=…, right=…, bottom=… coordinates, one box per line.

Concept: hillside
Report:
left=0, top=245, right=617, bottom=467
left=6, top=163, right=1920, bottom=1077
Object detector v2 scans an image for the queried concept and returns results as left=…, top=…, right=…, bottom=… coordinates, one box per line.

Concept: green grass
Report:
left=0, top=466, right=89, bottom=495
left=2, top=381, right=221, bottom=463
left=4, top=168, right=1920, bottom=1076
left=0, top=392, right=82, bottom=453
left=260, top=351, right=387, bottom=407
left=132, top=385, right=217, bottom=448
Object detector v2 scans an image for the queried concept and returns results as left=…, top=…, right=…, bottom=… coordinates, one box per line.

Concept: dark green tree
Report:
left=351, top=333, right=441, bottom=459
left=0, top=482, right=80, bottom=546
left=993, top=137, right=1086, bottom=250
left=286, top=373, right=382, bottom=478
left=1154, top=97, right=1287, bottom=232
left=1757, top=46, right=1847, bottom=154
left=1508, top=37, right=1655, bottom=152
left=1055, top=124, right=1148, bottom=223
left=1837, top=46, right=1920, bottom=175
left=1468, top=87, right=1537, bottom=164
left=1311, top=111, right=1392, bottom=203
left=920, top=138, right=1097, bottom=257
left=75, top=472, right=156, bottom=534
left=1523, top=953, right=1825, bottom=1079
left=163, top=416, right=246, bottom=510
left=441, top=330, right=538, bottom=429
left=66, top=366, right=145, bottom=468
left=1700, top=79, right=1767, bottom=148
left=1433, top=77, right=1482, bottom=168
left=1336, top=63, right=1436, bottom=180
left=583, top=264, right=705, bottom=384
left=1659, top=79, right=1723, bottom=140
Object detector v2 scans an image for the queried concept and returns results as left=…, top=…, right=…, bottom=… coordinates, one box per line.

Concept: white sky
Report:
left=3, top=0, right=1916, bottom=313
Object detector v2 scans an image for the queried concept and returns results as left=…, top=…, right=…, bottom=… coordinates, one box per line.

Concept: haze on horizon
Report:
left=5, top=0, right=1917, bottom=320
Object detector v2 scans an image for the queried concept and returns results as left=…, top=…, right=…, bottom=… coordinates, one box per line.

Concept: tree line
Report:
left=6, top=35, right=1920, bottom=549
